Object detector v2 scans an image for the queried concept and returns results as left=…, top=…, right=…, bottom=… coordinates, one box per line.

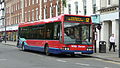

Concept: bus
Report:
left=17, top=14, right=94, bottom=56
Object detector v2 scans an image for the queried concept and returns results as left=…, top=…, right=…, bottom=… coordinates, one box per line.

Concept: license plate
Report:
left=74, top=52, right=82, bottom=54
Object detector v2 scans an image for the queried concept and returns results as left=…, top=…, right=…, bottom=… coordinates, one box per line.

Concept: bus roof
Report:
left=19, top=14, right=91, bottom=27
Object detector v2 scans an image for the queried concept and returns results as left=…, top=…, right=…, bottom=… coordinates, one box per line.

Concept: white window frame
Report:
left=32, top=0, right=34, bottom=4
left=16, top=4, right=17, bottom=11
left=29, top=0, right=31, bottom=6
left=25, top=0, right=27, bottom=7
left=50, top=3, right=52, bottom=18
left=32, top=9, right=34, bottom=21
left=25, top=12, right=27, bottom=22
left=36, top=8, right=39, bottom=20
left=44, top=0, right=47, bottom=2
left=44, top=8, right=46, bottom=19
left=28, top=11, right=30, bottom=21
left=36, top=0, right=38, bottom=3
left=16, top=16, right=17, bottom=24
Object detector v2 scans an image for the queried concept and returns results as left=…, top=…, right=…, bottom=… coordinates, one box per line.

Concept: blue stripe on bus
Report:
left=24, top=44, right=93, bottom=54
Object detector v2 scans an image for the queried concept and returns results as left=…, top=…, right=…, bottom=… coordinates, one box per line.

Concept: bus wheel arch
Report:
left=44, top=43, right=50, bottom=56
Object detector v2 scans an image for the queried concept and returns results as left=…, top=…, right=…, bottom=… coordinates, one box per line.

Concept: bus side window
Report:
left=45, top=23, right=54, bottom=40
left=54, top=23, right=60, bottom=40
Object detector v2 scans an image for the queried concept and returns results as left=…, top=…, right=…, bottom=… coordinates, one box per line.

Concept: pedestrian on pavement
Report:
left=109, top=34, right=116, bottom=52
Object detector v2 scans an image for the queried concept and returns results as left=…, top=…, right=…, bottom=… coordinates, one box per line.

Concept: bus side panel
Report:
left=25, top=40, right=64, bottom=54
left=26, top=40, right=45, bottom=47
left=47, top=40, right=63, bottom=54
left=25, top=40, right=45, bottom=52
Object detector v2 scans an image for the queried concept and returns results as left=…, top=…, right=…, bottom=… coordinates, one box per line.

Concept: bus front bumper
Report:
left=49, top=48, right=93, bottom=55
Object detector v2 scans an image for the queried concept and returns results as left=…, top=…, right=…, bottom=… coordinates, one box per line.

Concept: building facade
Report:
left=1, top=0, right=22, bottom=41
left=0, top=0, right=5, bottom=38
left=99, top=0, right=119, bottom=48
left=0, top=0, right=63, bottom=41
left=42, top=0, right=62, bottom=19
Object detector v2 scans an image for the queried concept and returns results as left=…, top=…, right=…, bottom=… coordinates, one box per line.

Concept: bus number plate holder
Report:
left=74, top=52, right=82, bottom=54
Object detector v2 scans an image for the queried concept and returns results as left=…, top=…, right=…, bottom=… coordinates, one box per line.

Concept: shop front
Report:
left=0, top=25, right=18, bottom=41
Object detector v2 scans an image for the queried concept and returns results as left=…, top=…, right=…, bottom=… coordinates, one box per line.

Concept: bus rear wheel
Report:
left=45, top=45, right=50, bottom=56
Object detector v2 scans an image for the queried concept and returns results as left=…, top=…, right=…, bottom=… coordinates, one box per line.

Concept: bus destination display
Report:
left=64, top=15, right=91, bottom=23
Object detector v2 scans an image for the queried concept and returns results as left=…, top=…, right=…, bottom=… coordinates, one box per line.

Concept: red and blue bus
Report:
left=17, top=14, right=94, bottom=56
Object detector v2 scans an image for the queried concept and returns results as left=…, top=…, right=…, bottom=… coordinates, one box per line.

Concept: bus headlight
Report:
left=62, top=47, right=70, bottom=50
left=87, top=47, right=93, bottom=51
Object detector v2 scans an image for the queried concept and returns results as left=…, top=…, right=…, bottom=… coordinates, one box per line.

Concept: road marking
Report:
left=104, top=61, right=120, bottom=65
left=56, top=59, right=67, bottom=62
left=0, top=59, right=8, bottom=61
left=95, top=58, right=120, bottom=65
left=75, top=63, right=90, bottom=66
left=104, top=67, right=110, bottom=68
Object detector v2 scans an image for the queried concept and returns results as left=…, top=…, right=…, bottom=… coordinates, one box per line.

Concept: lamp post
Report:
left=3, top=0, right=6, bottom=43
left=0, top=0, right=6, bottom=43
left=118, top=0, right=120, bottom=58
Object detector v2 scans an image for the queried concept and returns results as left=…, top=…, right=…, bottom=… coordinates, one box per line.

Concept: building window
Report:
left=36, top=0, right=38, bottom=3
left=20, top=1, right=22, bottom=9
left=24, top=12, right=27, bottom=22
left=32, top=9, right=34, bottom=21
left=36, top=8, right=39, bottom=20
left=44, top=8, right=46, bottom=19
left=51, top=7, right=54, bottom=17
left=75, top=2, right=78, bottom=14
left=28, top=11, right=30, bottom=21
left=14, top=17, right=15, bottom=24
left=83, top=0, right=86, bottom=15
left=45, top=8, right=47, bottom=18
left=20, top=13, right=22, bottom=22
left=29, top=0, right=31, bottom=6
left=15, top=4, right=17, bottom=11
left=25, top=0, right=27, bottom=7
left=92, top=0, right=96, bottom=14
left=8, top=18, right=10, bottom=25
left=108, top=0, right=111, bottom=5
left=50, top=6, right=52, bottom=18
left=44, top=0, right=47, bottom=2
left=57, top=5, right=60, bottom=16
left=11, top=6, right=13, bottom=13
left=68, top=4, right=71, bottom=14
left=17, top=15, right=19, bottom=23
left=17, top=3, right=19, bottom=10
left=16, top=16, right=17, bottom=24
left=32, top=0, right=34, bottom=4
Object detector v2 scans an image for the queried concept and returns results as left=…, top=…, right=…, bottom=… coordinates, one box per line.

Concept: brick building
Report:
left=42, top=0, right=61, bottom=19
left=2, top=0, right=22, bottom=41
left=0, top=0, right=63, bottom=41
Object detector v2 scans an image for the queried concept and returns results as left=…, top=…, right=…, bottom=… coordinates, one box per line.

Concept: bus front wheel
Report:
left=21, top=42, right=25, bottom=51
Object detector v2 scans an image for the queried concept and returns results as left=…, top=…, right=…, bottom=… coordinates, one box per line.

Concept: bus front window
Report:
left=64, top=22, right=92, bottom=45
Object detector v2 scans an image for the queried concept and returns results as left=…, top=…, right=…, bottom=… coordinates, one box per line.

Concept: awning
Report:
left=0, top=25, right=18, bottom=32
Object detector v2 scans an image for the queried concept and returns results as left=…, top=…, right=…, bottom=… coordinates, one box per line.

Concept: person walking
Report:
left=109, top=34, right=116, bottom=52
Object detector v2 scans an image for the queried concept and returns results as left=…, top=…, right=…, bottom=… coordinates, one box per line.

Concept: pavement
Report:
left=1, top=41, right=120, bottom=62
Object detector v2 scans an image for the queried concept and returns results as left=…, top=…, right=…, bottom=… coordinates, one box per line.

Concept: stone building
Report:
left=99, top=0, right=119, bottom=48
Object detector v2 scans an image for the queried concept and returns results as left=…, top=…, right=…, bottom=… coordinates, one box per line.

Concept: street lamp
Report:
left=1, top=0, right=6, bottom=43
left=119, top=0, right=120, bottom=58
